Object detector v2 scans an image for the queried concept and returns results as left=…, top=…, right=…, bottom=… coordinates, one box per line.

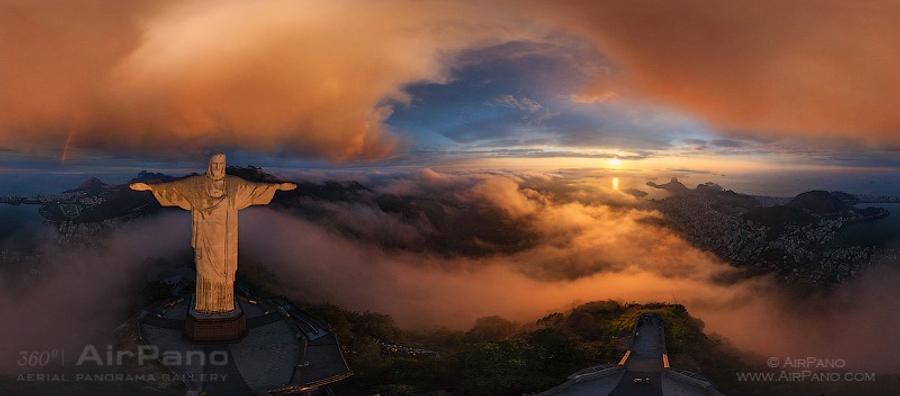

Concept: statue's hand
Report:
left=277, top=182, right=298, bottom=191
left=129, top=182, right=152, bottom=192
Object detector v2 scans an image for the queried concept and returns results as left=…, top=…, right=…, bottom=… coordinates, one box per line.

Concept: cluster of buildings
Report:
left=376, top=339, right=440, bottom=359
left=655, top=190, right=875, bottom=286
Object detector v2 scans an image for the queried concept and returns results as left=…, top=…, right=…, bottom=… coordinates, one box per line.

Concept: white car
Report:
left=632, top=376, right=651, bottom=384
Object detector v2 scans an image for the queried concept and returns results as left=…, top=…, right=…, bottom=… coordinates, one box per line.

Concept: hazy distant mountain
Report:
left=787, top=190, right=850, bottom=214
left=646, top=177, right=689, bottom=195
left=130, top=170, right=183, bottom=184
left=742, top=205, right=816, bottom=237
left=33, top=166, right=539, bottom=257
left=828, top=191, right=859, bottom=204
left=64, top=176, right=107, bottom=193
left=42, top=180, right=159, bottom=224
left=42, top=167, right=371, bottom=224
left=622, top=188, right=647, bottom=197
left=225, top=165, right=286, bottom=183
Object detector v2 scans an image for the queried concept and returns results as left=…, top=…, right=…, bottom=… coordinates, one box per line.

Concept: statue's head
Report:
left=207, top=152, right=226, bottom=181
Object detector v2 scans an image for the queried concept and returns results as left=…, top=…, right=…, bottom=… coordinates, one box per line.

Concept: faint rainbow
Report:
left=60, top=126, right=75, bottom=163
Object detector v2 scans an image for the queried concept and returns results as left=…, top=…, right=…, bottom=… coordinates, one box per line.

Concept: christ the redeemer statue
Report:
left=130, top=153, right=296, bottom=313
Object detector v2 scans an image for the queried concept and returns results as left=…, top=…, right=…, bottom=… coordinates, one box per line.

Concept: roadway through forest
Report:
left=608, top=314, right=665, bottom=396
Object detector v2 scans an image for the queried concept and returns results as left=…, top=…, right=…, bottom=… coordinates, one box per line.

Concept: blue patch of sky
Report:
left=386, top=39, right=716, bottom=154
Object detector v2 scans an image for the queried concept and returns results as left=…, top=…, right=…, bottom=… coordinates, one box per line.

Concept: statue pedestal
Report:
left=138, top=292, right=353, bottom=394
left=184, top=296, right=246, bottom=344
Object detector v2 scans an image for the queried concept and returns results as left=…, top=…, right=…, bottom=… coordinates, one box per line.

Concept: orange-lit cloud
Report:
left=0, top=0, right=531, bottom=161
left=3, top=168, right=898, bottom=373
left=3, top=0, right=899, bottom=163
left=530, top=0, right=900, bottom=146
left=240, top=201, right=739, bottom=329
left=237, top=170, right=738, bottom=327
left=239, top=170, right=900, bottom=371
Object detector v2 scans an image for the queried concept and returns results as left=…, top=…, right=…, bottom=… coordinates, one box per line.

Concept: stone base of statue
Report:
left=183, top=295, right=246, bottom=344
left=136, top=284, right=353, bottom=395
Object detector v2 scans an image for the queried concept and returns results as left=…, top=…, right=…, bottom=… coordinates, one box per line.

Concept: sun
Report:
left=607, top=158, right=622, bottom=168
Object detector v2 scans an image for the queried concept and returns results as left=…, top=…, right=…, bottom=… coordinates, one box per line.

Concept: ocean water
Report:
left=0, top=173, right=135, bottom=196
left=669, top=170, right=900, bottom=197
left=834, top=203, right=900, bottom=248
left=0, top=204, right=47, bottom=245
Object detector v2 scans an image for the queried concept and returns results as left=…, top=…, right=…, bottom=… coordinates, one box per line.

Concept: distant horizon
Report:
left=3, top=163, right=900, bottom=198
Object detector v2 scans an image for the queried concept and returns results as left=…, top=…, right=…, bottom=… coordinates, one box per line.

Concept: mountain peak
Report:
left=131, top=171, right=178, bottom=184
left=787, top=190, right=850, bottom=214
left=696, top=182, right=724, bottom=192
left=66, top=176, right=107, bottom=193
left=646, top=177, right=689, bottom=195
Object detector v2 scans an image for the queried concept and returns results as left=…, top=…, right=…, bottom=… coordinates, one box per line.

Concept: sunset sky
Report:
left=4, top=3, right=900, bottom=385
left=2, top=0, right=899, bottom=184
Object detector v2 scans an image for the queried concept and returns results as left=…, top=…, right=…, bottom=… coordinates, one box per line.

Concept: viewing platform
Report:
left=136, top=286, right=352, bottom=395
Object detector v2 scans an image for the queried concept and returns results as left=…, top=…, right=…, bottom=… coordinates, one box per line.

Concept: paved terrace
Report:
left=138, top=286, right=351, bottom=395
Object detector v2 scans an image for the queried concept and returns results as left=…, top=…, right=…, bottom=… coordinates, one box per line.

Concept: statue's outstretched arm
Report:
left=276, top=182, right=298, bottom=191
left=131, top=179, right=194, bottom=211
left=129, top=182, right=152, bottom=191
left=234, top=179, right=296, bottom=209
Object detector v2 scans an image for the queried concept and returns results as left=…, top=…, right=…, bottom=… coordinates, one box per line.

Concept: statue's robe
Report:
left=149, top=175, right=278, bottom=312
